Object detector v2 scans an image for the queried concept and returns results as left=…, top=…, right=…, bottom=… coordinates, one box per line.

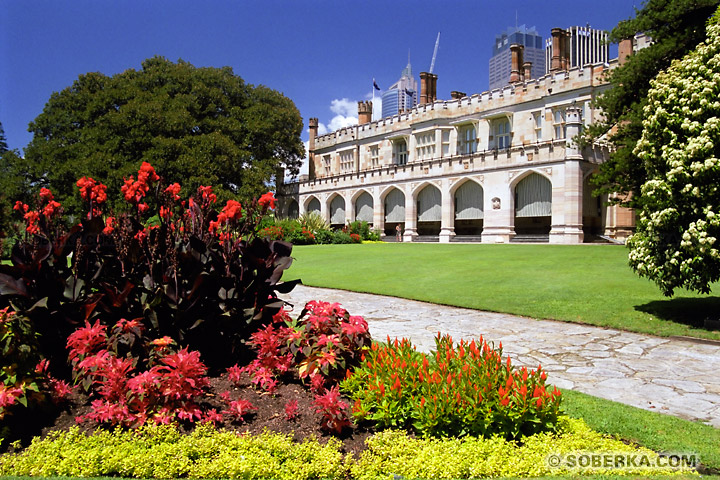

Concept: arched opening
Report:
left=355, top=192, right=374, bottom=225
left=454, top=181, right=483, bottom=235
left=329, top=195, right=346, bottom=228
left=383, top=188, right=405, bottom=237
left=583, top=175, right=603, bottom=238
left=307, top=197, right=321, bottom=214
left=287, top=199, right=299, bottom=219
left=514, top=173, right=551, bottom=237
left=416, top=185, right=441, bottom=236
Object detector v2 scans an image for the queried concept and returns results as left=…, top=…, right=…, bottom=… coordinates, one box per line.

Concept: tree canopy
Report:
left=628, top=12, right=720, bottom=296
left=20, top=56, right=304, bottom=213
left=586, top=0, right=720, bottom=207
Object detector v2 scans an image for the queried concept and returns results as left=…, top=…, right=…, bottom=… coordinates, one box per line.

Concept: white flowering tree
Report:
left=629, top=16, right=720, bottom=296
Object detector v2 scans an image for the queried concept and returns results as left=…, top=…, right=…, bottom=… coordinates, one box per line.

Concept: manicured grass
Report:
left=560, top=388, right=720, bottom=472
left=284, top=243, right=720, bottom=341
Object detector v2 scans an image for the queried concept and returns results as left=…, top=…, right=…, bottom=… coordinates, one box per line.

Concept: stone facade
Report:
left=279, top=58, right=635, bottom=244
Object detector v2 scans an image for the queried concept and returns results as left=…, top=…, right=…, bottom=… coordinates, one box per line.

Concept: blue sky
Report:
left=1, top=0, right=638, bottom=158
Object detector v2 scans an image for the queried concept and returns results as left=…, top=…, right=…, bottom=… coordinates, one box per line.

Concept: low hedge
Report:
left=0, top=418, right=695, bottom=479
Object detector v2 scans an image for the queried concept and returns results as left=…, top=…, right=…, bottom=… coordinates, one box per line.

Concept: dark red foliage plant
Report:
left=0, top=162, right=299, bottom=385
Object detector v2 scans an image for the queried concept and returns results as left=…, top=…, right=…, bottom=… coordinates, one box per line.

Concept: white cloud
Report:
left=330, top=98, right=357, bottom=117
left=327, top=114, right=357, bottom=132
left=313, top=97, right=358, bottom=135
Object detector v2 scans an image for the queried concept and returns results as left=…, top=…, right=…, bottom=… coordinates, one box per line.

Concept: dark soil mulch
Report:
left=2, top=372, right=375, bottom=457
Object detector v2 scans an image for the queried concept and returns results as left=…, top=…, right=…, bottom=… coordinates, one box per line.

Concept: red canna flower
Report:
left=103, top=216, right=115, bottom=235
left=258, top=192, right=276, bottom=210
left=164, top=182, right=182, bottom=201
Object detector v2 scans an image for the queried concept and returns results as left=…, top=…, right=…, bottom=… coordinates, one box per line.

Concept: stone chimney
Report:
left=523, top=61, right=532, bottom=81
left=561, top=30, right=570, bottom=70
left=450, top=91, right=466, bottom=100
left=509, top=43, right=524, bottom=83
left=308, top=117, right=318, bottom=180
left=550, top=28, right=564, bottom=72
left=358, top=100, right=373, bottom=124
left=420, top=71, right=438, bottom=105
left=618, top=37, right=633, bottom=66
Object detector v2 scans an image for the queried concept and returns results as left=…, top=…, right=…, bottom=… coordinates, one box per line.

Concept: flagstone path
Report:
left=283, top=285, right=720, bottom=428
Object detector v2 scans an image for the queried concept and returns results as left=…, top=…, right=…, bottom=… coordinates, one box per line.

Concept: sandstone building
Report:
left=278, top=27, right=635, bottom=244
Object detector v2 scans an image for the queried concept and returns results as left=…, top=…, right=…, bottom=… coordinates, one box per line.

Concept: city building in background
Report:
left=489, top=25, right=546, bottom=90
left=381, top=61, right=418, bottom=118
left=545, top=26, right=609, bottom=72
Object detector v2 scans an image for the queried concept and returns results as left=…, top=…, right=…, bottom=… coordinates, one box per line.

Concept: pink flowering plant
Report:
left=230, top=300, right=369, bottom=433
left=240, top=301, right=371, bottom=391
left=66, top=318, right=215, bottom=426
left=0, top=162, right=298, bottom=381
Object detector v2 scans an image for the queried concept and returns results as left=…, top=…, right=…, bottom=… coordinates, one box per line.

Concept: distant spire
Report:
left=401, top=49, right=413, bottom=78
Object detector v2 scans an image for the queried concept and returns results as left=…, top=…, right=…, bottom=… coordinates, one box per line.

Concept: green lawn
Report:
left=284, top=243, right=720, bottom=341
left=282, top=242, right=720, bottom=474
left=561, top=389, right=720, bottom=473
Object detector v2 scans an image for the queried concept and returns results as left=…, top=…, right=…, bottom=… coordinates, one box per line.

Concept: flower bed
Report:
left=0, top=163, right=701, bottom=478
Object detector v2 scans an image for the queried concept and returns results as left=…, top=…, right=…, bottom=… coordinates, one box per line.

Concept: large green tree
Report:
left=22, top=56, right=304, bottom=212
left=586, top=0, right=720, bottom=207
left=628, top=13, right=720, bottom=296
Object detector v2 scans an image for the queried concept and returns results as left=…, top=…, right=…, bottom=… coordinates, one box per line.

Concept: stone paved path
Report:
left=283, top=285, right=720, bottom=428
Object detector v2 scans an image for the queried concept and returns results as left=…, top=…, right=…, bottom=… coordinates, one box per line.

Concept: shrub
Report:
left=341, top=334, right=562, bottom=439
left=314, top=385, right=351, bottom=434
left=0, top=419, right=692, bottom=479
left=350, top=418, right=691, bottom=479
left=346, top=220, right=381, bottom=241
left=349, top=233, right=362, bottom=243
left=67, top=318, right=213, bottom=426
left=0, top=423, right=349, bottom=480
left=331, top=231, right=353, bottom=244
left=314, top=229, right=335, bottom=244
left=299, top=212, right=330, bottom=234
left=0, top=162, right=298, bottom=379
left=0, top=308, right=44, bottom=421
left=258, top=225, right=284, bottom=241
left=242, top=301, right=371, bottom=392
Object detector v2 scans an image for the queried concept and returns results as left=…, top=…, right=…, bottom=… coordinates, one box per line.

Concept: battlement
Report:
left=314, top=61, right=611, bottom=149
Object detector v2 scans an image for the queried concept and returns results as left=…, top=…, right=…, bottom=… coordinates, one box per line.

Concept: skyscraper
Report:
left=545, top=26, right=609, bottom=72
left=489, top=25, right=545, bottom=90
left=381, top=61, right=418, bottom=118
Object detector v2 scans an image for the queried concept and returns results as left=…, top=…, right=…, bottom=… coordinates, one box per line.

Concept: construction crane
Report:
left=429, top=32, right=441, bottom=74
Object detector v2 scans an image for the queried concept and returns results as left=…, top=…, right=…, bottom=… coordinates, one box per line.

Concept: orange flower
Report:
left=150, top=336, right=174, bottom=347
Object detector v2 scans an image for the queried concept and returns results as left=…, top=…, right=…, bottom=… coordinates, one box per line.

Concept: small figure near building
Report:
left=395, top=224, right=402, bottom=242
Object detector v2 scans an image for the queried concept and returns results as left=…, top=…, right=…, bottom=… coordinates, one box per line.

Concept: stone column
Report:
left=550, top=106, right=584, bottom=243
left=439, top=179, right=455, bottom=243
left=407, top=135, right=416, bottom=164
left=403, top=185, right=418, bottom=242
left=481, top=171, right=515, bottom=243
left=550, top=161, right=584, bottom=244
left=298, top=195, right=307, bottom=216
left=373, top=188, right=385, bottom=238
left=345, top=193, right=354, bottom=226
left=320, top=194, right=330, bottom=224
